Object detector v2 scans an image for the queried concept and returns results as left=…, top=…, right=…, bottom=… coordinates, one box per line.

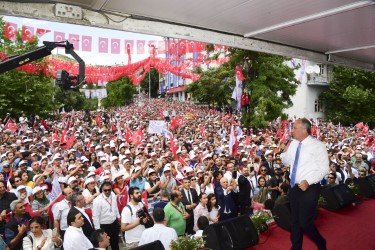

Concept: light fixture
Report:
left=244, top=1, right=375, bottom=37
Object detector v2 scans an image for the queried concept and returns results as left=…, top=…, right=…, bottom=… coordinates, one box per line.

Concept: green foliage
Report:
left=102, top=77, right=137, bottom=108
left=187, top=49, right=297, bottom=128
left=250, top=211, right=274, bottom=234
left=0, top=17, right=59, bottom=118
left=170, top=235, right=205, bottom=250
left=140, top=68, right=159, bottom=98
left=320, top=66, right=375, bottom=125
left=54, top=89, right=86, bottom=112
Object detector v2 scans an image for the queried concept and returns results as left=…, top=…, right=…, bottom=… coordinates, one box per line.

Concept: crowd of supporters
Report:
left=0, top=98, right=373, bottom=249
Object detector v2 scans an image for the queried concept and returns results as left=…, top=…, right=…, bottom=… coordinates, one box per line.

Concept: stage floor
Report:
left=249, top=197, right=375, bottom=250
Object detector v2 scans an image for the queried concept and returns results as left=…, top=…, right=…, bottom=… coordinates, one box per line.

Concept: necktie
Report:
left=187, top=190, right=192, bottom=204
left=290, top=142, right=302, bottom=188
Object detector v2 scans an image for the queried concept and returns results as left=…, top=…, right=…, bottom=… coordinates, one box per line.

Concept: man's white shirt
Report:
left=139, top=223, right=177, bottom=250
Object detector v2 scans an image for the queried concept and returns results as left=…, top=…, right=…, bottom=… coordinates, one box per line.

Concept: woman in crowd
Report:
left=193, top=193, right=209, bottom=232
left=23, top=216, right=62, bottom=250
left=200, top=172, right=215, bottom=195
left=31, top=186, right=50, bottom=224
left=206, top=193, right=220, bottom=224
left=252, top=176, right=270, bottom=211
left=82, top=177, right=100, bottom=208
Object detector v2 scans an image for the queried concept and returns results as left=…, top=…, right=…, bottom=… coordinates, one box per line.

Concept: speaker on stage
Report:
left=321, top=183, right=356, bottom=211
left=203, top=215, right=259, bottom=250
left=272, top=201, right=291, bottom=232
left=358, top=174, right=375, bottom=198
left=131, top=240, right=165, bottom=250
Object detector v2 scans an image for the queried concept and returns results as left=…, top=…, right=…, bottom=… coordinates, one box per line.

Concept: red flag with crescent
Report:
left=4, top=118, right=18, bottom=132
left=3, top=22, right=17, bottom=40
left=132, top=128, right=144, bottom=146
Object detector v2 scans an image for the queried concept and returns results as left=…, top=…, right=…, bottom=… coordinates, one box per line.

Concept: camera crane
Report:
left=0, top=41, right=85, bottom=90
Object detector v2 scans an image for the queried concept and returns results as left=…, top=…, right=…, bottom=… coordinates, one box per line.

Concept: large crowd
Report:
left=0, top=98, right=374, bottom=250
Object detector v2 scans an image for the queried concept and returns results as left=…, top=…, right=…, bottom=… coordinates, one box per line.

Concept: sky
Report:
left=4, top=15, right=165, bottom=66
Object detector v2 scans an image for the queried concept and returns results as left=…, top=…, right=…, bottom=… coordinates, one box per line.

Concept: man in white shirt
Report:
left=63, top=208, right=93, bottom=250
left=93, top=181, right=120, bottom=250
left=52, top=187, right=73, bottom=241
left=139, top=208, right=177, bottom=250
left=280, top=118, right=329, bottom=250
left=121, top=186, right=147, bottom=249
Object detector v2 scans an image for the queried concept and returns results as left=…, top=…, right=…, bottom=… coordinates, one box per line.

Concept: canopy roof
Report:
left=2, top=0, right=374, bottom=70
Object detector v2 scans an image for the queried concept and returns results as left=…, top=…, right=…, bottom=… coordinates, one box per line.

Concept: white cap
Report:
left=95, top=145, right=102, bottom=150
left=87, top=172, right=96, bottom=178
left=265, top=150, right=273, bottom=156
left=67, top=176, right=77, bottom=185
left=68, top=164, right=76, bottom=171
left=16, top=185, right=27, bottom=192
left=110, top=156, right=119, bottom=162
left=124, top=159, right=130, bottom=163
left=81, top=156, right=89, bottom=162
left=88, top=166, right=96, bottom=172
left=100, top=157, right=107, bottom=162
left=32, top=186, right=43, bottom=195
left=112, top=172, right=124, bottom=181
left=148, top=169, right=156, bottom=175
left=242, top=158, right=248, bottom=162
left=52, top=154, right=62, bottom=161
left=125, top=149, right=131, bottom=154
left=183, top=166, right=194, bottom=173
left=163, top=165, right=171, bottom=172
left=150, top=152, right=157, bottom=157
left=18, top=160, right=28, bottom=166
left=104, top=144, right=110, bottom=148
left=134, top=159, right=142, bottom=165
left=84, top=177, right=95, bottom=187
left=99, top=175, right=110, bottom=183
left=132, top=166, right=142, bottom=173
left=119, top=143, right=126, bottom=149
left=58, top=177, right=67, bottom=184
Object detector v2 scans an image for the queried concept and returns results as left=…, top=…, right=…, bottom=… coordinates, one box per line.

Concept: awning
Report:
left=166, top=85, right=185, bottom=94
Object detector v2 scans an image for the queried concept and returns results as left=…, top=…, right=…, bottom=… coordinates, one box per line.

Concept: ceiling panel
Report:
left=256, top=5, right=375, bottom=53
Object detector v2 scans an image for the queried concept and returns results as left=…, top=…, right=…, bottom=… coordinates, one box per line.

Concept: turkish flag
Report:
left=22, top=25, right=35, bottom=42
left=54, top=31, right=65, bottom=42
left=4, top=118, right=18, bottom=132
left=148, top=40, right=157, bottom=54
left=96, top=114, right=103, bottom=127
left=98, top=37, right=108, bottom=53
left=69, top=34, right=80, bottom=50
left=81, top=35, right=92, bottom=52
left=137, top=40, right=145, bottom=54
left=168, top=40, right=177, bottom=54
left=111, top=38, right=120, bottom=54
left=3, top=22, right=18, bottom=40
left=170, top=116, right=184, bottom=130
left=124, top=40, right=134, bottom=54
left=36, top=28, right=51, bottom=37
left=170, top=138, right=178, bottom=157
left=187, top=40, right=196, bottom=53
left=158, top=40, right=166, bottom=54
left=132, top=128, right=144, bottom=146
left=125, top=127, right=133, bottom=143
left=178, top=40, right=187, bottom=55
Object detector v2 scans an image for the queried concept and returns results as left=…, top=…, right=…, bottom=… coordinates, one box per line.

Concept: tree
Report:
left=140, top=68, right=159, bottom=98
left=320, top=66, right=375, bottom=125
left=0, top=18, right=59, bottom=118
left=102, top=77, right=137, bottom=108
left=187, top=49, right=298, bottom=128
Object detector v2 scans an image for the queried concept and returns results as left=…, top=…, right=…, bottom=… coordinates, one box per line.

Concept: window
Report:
left=314, top=99, right=324, bottom=112
left=318, top=64, right=326, bottom=76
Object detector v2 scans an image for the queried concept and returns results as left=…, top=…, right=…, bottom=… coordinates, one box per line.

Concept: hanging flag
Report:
left=178, top=39, right=187, bottom=55
left=231, top=65, right=244, bottom=111
left=111, top=38, right=121, bottom=54
left=148, top=40, right=157, bottom=54
left=22, top=25, right=35, bottom=42
left=81, top=35, right=92, bottom=52
left=3, top=22, right=17, bottom=40
left=98, top=37, right=109, bottom=53
left=158, top=40, right=166, bottom=54
left=4, top=118, right=18, bottom=132
left=228, top=125, right=238, bottom=155
left=68, top=34, right=80, bottom=50
left=170, top=116, right=184, bottom=130
left=125, top=39, right=134, bottom=64
left=54, top=31, right=65, bottom=42
left=95, top=114, right=102, bottom=127
left=137, top=40, right=145, bottom=54
left=36, top=28, right=50, bottom=37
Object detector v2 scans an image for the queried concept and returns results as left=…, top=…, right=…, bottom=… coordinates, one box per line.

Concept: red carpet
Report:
left=249, top=198, right=375, bottom=250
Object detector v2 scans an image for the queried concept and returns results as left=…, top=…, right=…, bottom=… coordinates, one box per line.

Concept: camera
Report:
left=136, top=209, right=146, bottom=220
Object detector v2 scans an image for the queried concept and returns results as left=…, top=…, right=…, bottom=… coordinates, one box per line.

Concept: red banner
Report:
left=54, top=31, right=65, bottom=42
left=68, top=34, right=80, bottom=50
left=4, top=118, right=18, bottom=132
left=3, top=22, right=17, bottom=40
left=36, top=28, right=51, bottom=37
left=137, top=40, right=145, bottom=54
left=22, top=25, right=34, bottom=42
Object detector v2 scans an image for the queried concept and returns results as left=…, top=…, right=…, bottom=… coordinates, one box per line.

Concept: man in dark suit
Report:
left=237, top=166, right=252, bottom=215
left=215, top=177, right=236, bottom=221
left=180, top=177, right=198, bottom=234
left=262, top=152, right=275, bottom=176
left=70, top=194, right=95, bottom=240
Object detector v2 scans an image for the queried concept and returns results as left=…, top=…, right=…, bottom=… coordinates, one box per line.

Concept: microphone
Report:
left=280, top=138, right=291, bottom=153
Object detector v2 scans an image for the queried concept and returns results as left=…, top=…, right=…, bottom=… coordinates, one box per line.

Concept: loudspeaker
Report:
left=272, top=201, right=291, bottom=232
left=203, top=215, right=259, bottom=250
left=321, top=184, right=356, bottom=211
left=131, top=240, right=165, bottom=250
left=358, top=174, right=375, bottom=198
